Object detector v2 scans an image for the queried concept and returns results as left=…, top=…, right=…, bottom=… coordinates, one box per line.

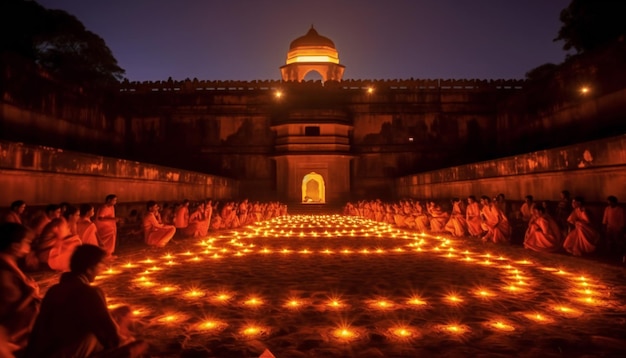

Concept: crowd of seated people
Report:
left=0, top=197, right=288, bottom=272
left=344, top=192, right=625, bottom=261
left=0, top=197, right=287, bottom=357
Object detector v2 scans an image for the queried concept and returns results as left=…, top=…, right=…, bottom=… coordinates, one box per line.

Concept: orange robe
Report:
left=143, top=213, right=176, bottom=247
left=481, top=205, right=511, bottom=243
left=76, top=218, right=99, bottom=247
left=47, top=235, right=82, bottom=272
left=95, top=205, right=117, bottom=255
left=445, top=202, right=467, bottom=237
left=524, top=215, right=561, bottom=252
left=563, top=208, right=599, bottom=256
left=465, top=202, right=483, bottom=236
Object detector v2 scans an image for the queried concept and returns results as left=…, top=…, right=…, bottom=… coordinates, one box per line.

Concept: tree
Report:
left=555, top=0, right=626, bottom=53
left=1, top=0, right=125, bottom=87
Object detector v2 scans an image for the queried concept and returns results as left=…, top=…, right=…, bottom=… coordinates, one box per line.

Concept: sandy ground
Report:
left=34, top=215, right=626, bottom=358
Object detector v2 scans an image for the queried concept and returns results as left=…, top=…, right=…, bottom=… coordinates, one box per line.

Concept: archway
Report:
left=301, top=172, right=325, bottom=203
left=303, top=70, right=323, bottom=82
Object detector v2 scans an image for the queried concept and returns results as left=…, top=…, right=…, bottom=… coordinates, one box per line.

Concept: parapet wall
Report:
left=396, top=134, right=626, bottom=203
left=0, top=141, right=238, bottom=205
left=118, top=78, right=524, bottom=93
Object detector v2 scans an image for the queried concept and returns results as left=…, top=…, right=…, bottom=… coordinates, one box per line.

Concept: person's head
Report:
left=70, top=245, right=107, bottom=282
left=607, top=195, right=618, bottom=206
left=182, top=199, right=189, bottom=206
left=480, top=195, right=491, bottom=205
left=525, top=195, right=534, bottom=202
left=45, top=204, right=62, bottom=219
left=0, top=223, right=34, bottom=258
left=572, top=196, right=584, bottom=208
left=496, top=193, right=505, bottom=201
left=468, top=195, right=476, bottom=204
left=10, top=200, right=26, bottom=214
left=105, top=194, right=118, bottom=205
left=533, top=205, right=545, bottom=216
left=146, top=200, right=158, bottom=212
left=63, top=205, right=80, bottom=222
left=561, top=190, right=570, bottom=199
left=58, top=202, right=71, bottom=214
left=79, top=204, right=95, bottom=218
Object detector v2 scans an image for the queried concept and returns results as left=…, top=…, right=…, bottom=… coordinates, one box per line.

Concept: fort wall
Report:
left=0, top=141, right=238, bottom=206
left=396, top=134, right=626, bottom=203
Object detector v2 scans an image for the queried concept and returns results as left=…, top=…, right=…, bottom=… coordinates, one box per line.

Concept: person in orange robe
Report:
left=0, top=223, right=41, bottom=355
left=602, top=195, right=625, bottom=256
left=143, top=201, right=176, bottom=247
left=427, top=201, right=449, bottom=233
left=480, top=196, right=511, bottom=244
left=0, top=200, right=26, bottom=225
left=76, top=204, right=99, bottom=247
left=95, top=194, right=118, bottom=256
left=523, top=206, right=562, bottom=252
left=563, top=197, right=599, bottom=256
left=39, top=218, right=83, bottom=272
left=465, top=196, right=483, bottom=237
left=173, top=200, right=190, bottom=232
left=445, top=198, right=467, bottom=237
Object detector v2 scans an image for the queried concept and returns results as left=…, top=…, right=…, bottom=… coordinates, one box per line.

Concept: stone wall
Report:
left=395, top=134, right=626, bottom=203
left=0, top=141, right=238, bottom=206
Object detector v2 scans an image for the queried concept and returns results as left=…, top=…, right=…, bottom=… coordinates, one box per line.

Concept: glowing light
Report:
left=489, top=321, right=515, bottom=332
left=184, top=289, right=205, bottom=299
left=328, top=299, right=343, bottom=309
left=242, top=325, right=262, bottom=336
left=333, top=327, right=358, bottom=341
left=407, top=296, right=427, bottom=306
left=214, top=292, right=232, bottom=302
left=244, top=297, right=263, bottom=307
left=367, top=87, right=374, bottom=94
left=159, top=286, right=178, bottom=293
left=274, top=91, right=283, bottom=99
left=286, top=299, right=301, bottom=309
left=390, top=326, right=415, bottom=339
left=442, top=324, right=468, bottom=335
left=446, top=294, right=463, bottom=304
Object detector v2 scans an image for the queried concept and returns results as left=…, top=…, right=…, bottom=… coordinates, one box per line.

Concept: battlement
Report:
left=118, top=78, right=525, bottom=94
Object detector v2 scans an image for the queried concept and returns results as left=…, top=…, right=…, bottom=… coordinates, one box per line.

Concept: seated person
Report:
left=480, top=196, right=512, bottom=244
left=445, top=198, right=467, bottom=237
left=0, top=200, right=26, bottom=225
left=143, top=201, right=176, bottom=247
left=24, top=245, right=146, bottom=358
left=31, top=218, right=82, bottom=272
left=0, top=223, right=41, bottom=354
left=523, top=206, right=562, bottom=252
left=563, top=197, right=600, bottom=256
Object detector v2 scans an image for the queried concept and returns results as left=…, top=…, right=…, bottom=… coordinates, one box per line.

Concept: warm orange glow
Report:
left=242, top=326, right=261, bottom=336
left=244, top=297, right=263, bottom=307
left=332, top=326, right=358, bottom=341
left=274, top=91, right=283, bottom=99
left=489, top=321, right=515, bottom=331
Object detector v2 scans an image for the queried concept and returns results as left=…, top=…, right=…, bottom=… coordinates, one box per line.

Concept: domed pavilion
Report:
left=280, top=26, right=345, bottom=82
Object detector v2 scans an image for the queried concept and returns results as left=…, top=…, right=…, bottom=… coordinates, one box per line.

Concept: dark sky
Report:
left=36, top=0, right=572, bottom=82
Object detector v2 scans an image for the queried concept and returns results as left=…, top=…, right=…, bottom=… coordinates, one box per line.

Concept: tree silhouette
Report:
left=555, top=0, right=626, bottom=53
left=1, top=0, right=124, bottom=87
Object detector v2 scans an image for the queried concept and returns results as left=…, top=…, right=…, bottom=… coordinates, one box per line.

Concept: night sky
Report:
left=36, top=0, right=572, bottom=82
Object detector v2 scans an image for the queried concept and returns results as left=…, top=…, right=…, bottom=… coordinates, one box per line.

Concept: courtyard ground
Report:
left=34, top=215, right=626, bottom=357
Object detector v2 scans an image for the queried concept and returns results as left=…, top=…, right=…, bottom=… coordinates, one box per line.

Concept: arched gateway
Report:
left=301, top=172, right=325, bottom=203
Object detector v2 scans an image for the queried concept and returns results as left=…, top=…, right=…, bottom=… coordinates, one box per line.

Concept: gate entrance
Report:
left=301, top=172, right=325, bottom=203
